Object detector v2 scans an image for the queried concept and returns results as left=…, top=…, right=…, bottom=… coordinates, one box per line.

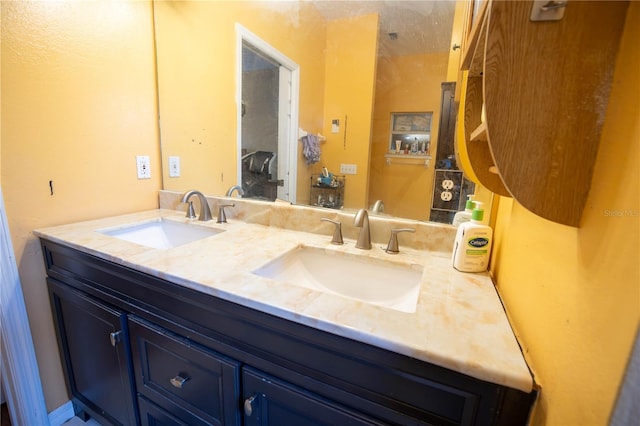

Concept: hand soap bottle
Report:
left=451, top=195, right=475, bottom=228
left=452, top=201, right=493, bottom=272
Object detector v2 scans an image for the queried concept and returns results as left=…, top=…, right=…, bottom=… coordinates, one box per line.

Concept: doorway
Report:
left=237, top=25, right=299, bottom=203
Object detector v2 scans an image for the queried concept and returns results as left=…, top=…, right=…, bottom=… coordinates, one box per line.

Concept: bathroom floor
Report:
left=1, top=403, right=10, bottom=426
left=0, top=404, right=101, bottom=426
left=63, top=417, right=101, bottom=426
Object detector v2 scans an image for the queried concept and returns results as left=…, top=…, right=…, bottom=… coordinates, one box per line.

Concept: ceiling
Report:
left=311, top=0, right=456, bottom=57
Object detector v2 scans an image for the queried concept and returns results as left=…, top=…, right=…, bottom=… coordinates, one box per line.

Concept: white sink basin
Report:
left=253, top=245, right=423, bottom=313
left=98, top=218, right=224, bottom=249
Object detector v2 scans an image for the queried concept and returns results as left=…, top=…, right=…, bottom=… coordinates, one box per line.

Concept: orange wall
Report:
left=155, top=4, right=379, bottom=211
left=369, top=52, right=448, bottom=219
left=1, top=0, right=160, bottom=410
left=490, top=3, right=639, bottom=424
left=320, top=13, right=379, bottom=210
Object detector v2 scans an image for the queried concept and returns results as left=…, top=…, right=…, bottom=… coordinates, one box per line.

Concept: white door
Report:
left=277, top=66, right=292, bottom=201
left=237, top=25, right=298, bottom=203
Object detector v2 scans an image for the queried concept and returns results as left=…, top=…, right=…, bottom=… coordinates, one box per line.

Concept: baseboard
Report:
left=48, top=401, right=74, bottom=426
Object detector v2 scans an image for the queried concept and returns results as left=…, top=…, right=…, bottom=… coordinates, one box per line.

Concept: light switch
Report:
left=331, top=119, right=340, bottom=134
left=136, top=156, right=151, bottom=179
left=169, top=156, right=180, bottom=177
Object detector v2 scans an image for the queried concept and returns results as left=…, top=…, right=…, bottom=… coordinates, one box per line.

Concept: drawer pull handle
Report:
left=169, top=374, right=190, bottom=389
left=109, top=331, right=122, bottom=347
left=244, top=394, right=257, bottom=417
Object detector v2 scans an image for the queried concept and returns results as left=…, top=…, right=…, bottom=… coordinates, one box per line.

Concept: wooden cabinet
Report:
left=434, top=83, right=457, bottom=166
left=129, top=317, right=241, bottom=425
left=242, top=368, right=382, bottom=426
left=138, top=396, right=188, bottom=426
left=41, top=239, right=536, bottom=425
left=458, top=0, right=629, bottom=226
left=48, top=280, right=138, bottom=425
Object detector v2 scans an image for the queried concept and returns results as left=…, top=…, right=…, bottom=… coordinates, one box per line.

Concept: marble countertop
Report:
left=34, top=207, right=533, bottom=393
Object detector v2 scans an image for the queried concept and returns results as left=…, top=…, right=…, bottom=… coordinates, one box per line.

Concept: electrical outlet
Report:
left=340, top=163, right=357, bottom=174
left=169, top=156, right=180, bottom=177
left=442, top=179, right=454, bottom=190
left=441, top=191, right=453, bottom=202
left=136, top=155, right=151, bottom=179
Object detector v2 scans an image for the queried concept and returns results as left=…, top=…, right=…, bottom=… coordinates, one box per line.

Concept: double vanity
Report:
left=35, top=191, right=536, bottom=425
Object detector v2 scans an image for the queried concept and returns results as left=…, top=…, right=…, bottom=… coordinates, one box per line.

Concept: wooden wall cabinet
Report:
left=458, top=0, right=629, bottom=226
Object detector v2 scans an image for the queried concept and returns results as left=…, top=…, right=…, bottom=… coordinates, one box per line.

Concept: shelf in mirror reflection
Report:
left=384, top=154, right=432, bottom=167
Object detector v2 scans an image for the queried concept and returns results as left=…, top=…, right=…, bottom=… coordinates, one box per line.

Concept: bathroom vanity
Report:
left=36, top=201, right=536, bottom=426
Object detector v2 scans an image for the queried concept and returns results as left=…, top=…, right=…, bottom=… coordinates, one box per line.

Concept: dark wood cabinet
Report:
left=242, top=367, right=383, bottom=426
left=48, top=280, right=138, bottom=426
left=434, top=82, right=457, bottom=166
left=430, top=82, right=475, bottom=225
left=129, top=316, right=241, bottom=426
left=138, top=395, right=189, bottom=426
left=41, top=239, right=535, bottom=426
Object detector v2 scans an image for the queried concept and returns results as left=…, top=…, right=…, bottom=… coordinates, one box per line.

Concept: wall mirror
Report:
left=154, top=0, right=484, bottom=223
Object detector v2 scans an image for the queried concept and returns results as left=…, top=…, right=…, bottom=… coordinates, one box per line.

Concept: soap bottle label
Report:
left=464, top=236, right=490, bottom=266
left=452, top=228, right=492, bottom=272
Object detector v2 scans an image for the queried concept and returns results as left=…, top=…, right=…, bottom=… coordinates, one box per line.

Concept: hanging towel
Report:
left=302, top=134, right=321, bottom=165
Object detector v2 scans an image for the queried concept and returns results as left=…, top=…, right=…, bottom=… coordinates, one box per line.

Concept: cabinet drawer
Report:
left=129, top=316, right=241, bottom=426
left=242, top=367, right=385, bottom=426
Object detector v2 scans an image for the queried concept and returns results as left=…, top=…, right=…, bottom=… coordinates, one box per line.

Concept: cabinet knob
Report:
left=244, top=394, right=257, bottom=417
left=169, top=374, right=190, bottom=389
left=109, top=331, right=122, bottom=347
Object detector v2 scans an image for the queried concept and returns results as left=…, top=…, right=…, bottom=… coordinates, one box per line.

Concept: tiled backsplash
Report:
left=160, top=190, right=456, bottom=254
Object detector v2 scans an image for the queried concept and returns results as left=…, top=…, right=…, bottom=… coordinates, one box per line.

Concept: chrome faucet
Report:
left=371, top=199, right=385, bottom=214
left=225, top=185, right=245, bottom=197
left=353, top=209, right=371, bottom=250
left=385, top=228, right=415, bottom=254
left=181, top=190, right=213, bottom=221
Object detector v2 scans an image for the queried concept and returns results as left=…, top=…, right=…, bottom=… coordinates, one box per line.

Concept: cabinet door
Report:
left=242, top=368, right=384, bottom=426
left=48, top=279, right=137, bottom=425
left=434, top=82, right=457, bottom=163
left=138, top=395, right=189, bottom=426
left=129, top=316, right=241, bottom=426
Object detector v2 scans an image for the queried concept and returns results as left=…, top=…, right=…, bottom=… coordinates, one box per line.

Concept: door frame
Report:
left=235, top=24, right=300, bottom=203
left=0, top=188, right=50, bottom=425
